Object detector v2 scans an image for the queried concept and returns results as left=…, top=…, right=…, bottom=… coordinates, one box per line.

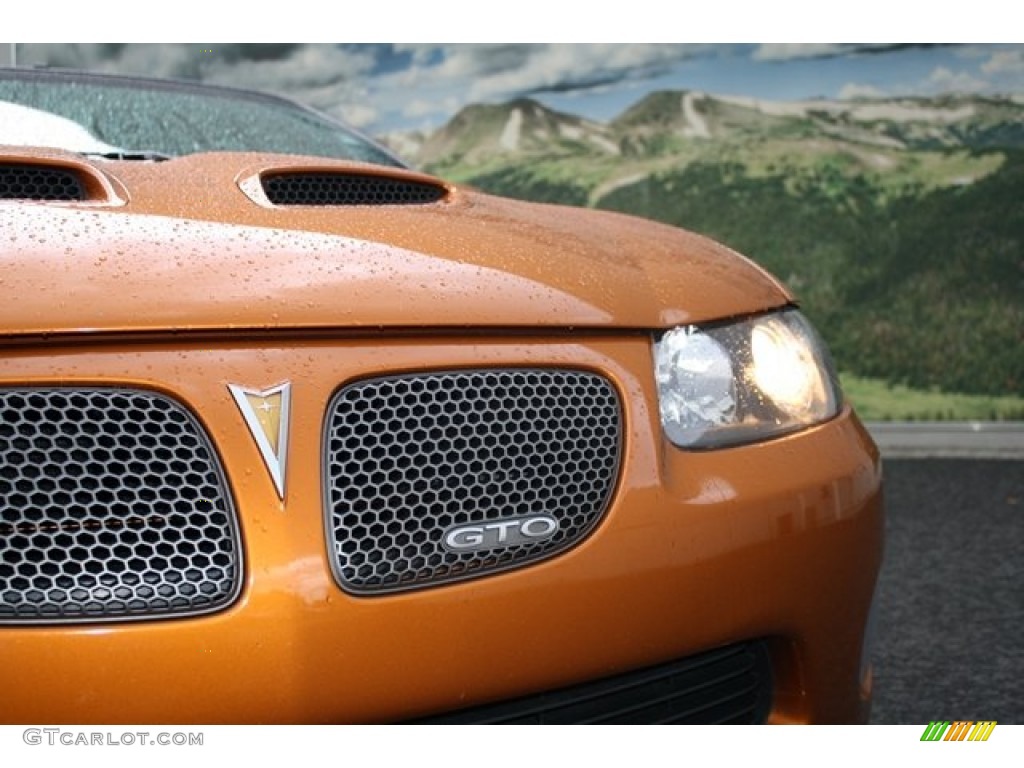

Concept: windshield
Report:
left=0, top=70, right=402, bottom=167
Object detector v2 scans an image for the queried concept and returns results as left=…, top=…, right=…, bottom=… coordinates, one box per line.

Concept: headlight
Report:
left=654, top=309, right=841, bottom=449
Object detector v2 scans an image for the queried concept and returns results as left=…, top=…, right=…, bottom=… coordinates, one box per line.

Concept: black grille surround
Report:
left=411, top=640, right=774, bottom=724
left=0, top=388, right=242, bottom=623
left=0, top=163, right=86, bottom=201
left=262, top=172, right=446, bottom=206
left=324, top=369, right=622, bottom=594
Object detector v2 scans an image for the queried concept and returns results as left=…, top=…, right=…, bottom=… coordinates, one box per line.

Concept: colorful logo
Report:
left=920, top=721, right=997, bottom=741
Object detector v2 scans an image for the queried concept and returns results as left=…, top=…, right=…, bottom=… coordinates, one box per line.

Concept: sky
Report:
left=8, top=43, right=1024, bottom=136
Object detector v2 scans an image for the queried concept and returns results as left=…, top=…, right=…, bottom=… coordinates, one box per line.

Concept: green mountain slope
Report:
left=388, top=91, right=1024, bottom=397
left=599, top=153, right=1023, bottom=396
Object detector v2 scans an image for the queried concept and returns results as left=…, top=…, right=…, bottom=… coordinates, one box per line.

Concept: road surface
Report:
left=870, top=458, right=1023, bottom=724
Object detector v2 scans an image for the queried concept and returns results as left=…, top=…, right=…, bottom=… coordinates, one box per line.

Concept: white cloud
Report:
left=839, top=82, right=886, bottom=100
left=393, top=44, right=444, bottom=66
left=981, top=49, right=1024, bottom=74
left=927, top=66, right=989, bottom=93
left=391, top=44, right=709, bottom=105
left=333, top=103, right=378, bottom=129
left=752, top=44, right=849, bottom=62
left=21, top=43, right=203, bottom=79
left=21, top=42, right=1015, bottom=138
left=402, top=99, right=443, bottom=118
left=346, top=44, right=716, bottom=133
left=205, top=46, right=375, bottom=92
left=19, top=44, right=377, bottom=115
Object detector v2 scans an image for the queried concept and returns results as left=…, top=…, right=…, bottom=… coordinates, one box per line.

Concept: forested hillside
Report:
left=598, top=153, right=1023, bottom=396
left=386, top=91, right=1024, bottom=397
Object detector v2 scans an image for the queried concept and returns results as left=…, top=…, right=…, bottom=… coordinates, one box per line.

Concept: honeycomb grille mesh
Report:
left=0, top=164, right=86, bottom=201
left=0, top=388, right=241, bottom=623
left=324, top=369, right=622, bottom=594
left=262, top=173, right=445, bottom=205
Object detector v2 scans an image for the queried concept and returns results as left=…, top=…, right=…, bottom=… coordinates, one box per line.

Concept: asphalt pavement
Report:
left=869, top=458, right=1023, bottom=723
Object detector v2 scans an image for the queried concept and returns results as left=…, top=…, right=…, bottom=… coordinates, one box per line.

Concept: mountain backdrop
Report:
left=381, top=90, right=1024, bottom=398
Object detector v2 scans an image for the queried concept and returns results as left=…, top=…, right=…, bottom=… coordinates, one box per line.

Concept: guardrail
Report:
left=864, top=421, right=1024, bottom=459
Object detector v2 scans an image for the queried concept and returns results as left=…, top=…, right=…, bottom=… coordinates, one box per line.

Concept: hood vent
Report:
left=261, top=172, right=446, bottom=206
left=0, top=163, right=86, bottom=201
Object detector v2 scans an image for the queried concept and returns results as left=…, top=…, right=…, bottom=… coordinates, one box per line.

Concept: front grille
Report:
left=262, top=173, right=446, bottom=205
left=0, top=388, right=241, bottom=623
left=324, top=369, right=622, bottom=594
left=412, top=641, right=773, bottom=724
left=0, top=164, right=85, bottom=201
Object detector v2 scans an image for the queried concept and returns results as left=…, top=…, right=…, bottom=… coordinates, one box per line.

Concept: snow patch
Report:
left=500, top=108, right=523, bottom=151
left=716, top=93, right=977, bottom=124
left=681, top=92, right=710, bottom=138
left=593, top=172, right=647, bottom=201
left=717, top=94, right=818, bottom=118
left=846, top=103, right=976, bottom=123
left=558, top=123, right=583, bottom=140
left=589, top=135, right=620, bottom=154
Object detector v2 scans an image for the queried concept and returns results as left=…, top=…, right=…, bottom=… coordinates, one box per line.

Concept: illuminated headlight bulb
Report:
left=654, top=310, right=840, bottom=450
left=749, top=315, right=830, bottom=419
left=654, top=326, right=736, bottom=447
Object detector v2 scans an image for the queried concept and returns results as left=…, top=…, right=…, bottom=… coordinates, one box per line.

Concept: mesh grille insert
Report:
left=0, top=388, right=241, bottom=623
left=0, top=164, right=86, bottom=201
left=262, top=173, right=446, bottom=205
left=324, top=369, right=622, bottom=594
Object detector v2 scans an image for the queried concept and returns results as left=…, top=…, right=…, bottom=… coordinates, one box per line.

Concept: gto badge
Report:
left=442, top=515, right=560, bottom=553
left=228, top=381, right=292, bottom=499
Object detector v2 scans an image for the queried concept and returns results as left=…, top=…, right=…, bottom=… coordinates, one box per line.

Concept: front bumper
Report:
left=0, top=333, right=883, bottom=723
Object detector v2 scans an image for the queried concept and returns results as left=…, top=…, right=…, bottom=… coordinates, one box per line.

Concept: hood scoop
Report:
left=260, top=171, right=447, bottom=206
left=0, top=163, right=86, bottom=201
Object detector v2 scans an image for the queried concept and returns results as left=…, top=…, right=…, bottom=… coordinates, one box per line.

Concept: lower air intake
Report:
left=324, top=369, right=622, bottom=594
left=0, top=388, right=241, bottom=623
left=411, top=640, right=774, bottom=724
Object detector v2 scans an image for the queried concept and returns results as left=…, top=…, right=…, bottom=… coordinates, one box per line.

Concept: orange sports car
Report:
left=0, top=67, right=883, bottom=724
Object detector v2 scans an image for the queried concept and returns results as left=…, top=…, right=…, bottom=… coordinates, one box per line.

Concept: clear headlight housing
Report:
left=654, top=308, right=841, bottom=449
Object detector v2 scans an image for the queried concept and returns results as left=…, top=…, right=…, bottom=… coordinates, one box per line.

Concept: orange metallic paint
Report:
left=0, top=149, right=881, bottom=723
left=0, top=149, right=790, bottom=340
left=0, top=336, right=881, bottom=724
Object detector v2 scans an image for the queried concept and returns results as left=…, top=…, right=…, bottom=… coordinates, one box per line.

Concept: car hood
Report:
left=0, top=149, right=791, bottom=339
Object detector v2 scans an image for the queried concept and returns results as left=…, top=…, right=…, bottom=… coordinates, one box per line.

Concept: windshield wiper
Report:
left=83, top=150, right=172, bottom=162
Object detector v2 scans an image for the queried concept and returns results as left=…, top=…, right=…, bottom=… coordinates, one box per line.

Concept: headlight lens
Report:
left=654, top=309, right=841, bottom=449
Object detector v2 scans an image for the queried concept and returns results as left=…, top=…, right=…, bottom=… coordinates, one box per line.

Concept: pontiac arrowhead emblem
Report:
left=228, top=382, right=291, bottom=498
